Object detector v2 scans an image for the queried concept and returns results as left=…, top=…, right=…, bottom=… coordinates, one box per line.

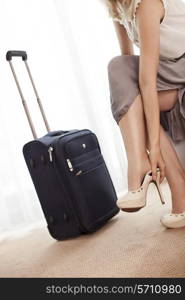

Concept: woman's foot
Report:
left=160, top=211, right=185, bottom=229
left=161, top=174, right=185, bottom=229
left=117, top=169, right=155, bottom=212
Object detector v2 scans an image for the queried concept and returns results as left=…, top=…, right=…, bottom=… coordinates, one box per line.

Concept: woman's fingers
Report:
left=148, top=147, right=166, bottom=183
left=158, top=151, right=166, bottom=183
left=159, top=161, right=166, bottom=183
left=151, top=162, right=157, bottom=181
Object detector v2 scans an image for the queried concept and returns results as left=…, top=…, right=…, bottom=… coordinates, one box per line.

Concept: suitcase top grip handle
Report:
left=45, top=130, right=69, bottom=137
left=6, top=50, right=27, bottom=61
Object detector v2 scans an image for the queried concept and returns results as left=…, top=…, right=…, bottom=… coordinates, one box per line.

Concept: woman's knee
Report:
left=158, top=89, right=178, bottom=112
left=107, top=54, right=139, bottom=74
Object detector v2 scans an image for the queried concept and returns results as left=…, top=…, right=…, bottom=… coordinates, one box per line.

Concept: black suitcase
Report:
left=6, top=50, right=119, bottom=240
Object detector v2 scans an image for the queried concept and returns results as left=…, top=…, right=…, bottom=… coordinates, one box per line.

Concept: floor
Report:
left=0, top=179, right=185, bottom=278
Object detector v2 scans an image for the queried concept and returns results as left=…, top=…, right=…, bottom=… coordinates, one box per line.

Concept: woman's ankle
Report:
left=171, top=206, right=185, bottom=214
left=171, top=177, right=185, bottom=213
left=127, top=157, right=151, bottom=190
left=128, top=156, right=151, bottom=175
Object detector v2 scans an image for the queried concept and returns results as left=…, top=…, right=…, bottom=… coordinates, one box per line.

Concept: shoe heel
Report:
left=153, top=173, right=165, bottom=205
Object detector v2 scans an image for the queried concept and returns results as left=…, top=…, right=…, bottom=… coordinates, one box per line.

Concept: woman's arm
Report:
left=135, top=0, right=165, bottom=148
left=113, top=20, right=135, bottom=55
left=135, top=0, right=166, bottom=181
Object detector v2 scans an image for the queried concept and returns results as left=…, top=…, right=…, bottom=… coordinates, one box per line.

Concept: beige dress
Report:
left=108, top=0, right=185, bottom=142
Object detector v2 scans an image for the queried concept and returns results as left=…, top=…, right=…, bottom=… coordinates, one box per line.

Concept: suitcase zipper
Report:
left=75, top=170, right=82, bottom=176
left=49, top=149, right=76, bottom=174
left=66, top=159, right=82, bottom=175
left=48, top=146, right=54, bottom=162
left=66, top=158, right=74, bottom=172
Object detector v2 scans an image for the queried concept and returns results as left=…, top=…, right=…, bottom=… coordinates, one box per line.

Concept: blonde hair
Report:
left=100, top=0, right=132, bottom=21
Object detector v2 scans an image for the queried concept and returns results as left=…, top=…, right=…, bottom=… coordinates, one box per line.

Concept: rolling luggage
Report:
left=6, top=50, right=119, bottom=240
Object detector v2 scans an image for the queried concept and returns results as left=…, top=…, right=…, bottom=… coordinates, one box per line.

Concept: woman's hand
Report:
left=148, top=145, right=166, bottom=183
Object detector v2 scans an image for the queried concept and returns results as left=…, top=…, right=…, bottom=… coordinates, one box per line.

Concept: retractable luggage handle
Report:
left=6, top=50, right=50, bottom=139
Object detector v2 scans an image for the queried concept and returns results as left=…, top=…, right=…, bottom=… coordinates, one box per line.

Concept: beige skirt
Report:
left=107, top=53, right=185, bottom=143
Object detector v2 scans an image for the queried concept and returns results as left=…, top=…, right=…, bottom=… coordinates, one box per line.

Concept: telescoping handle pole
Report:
left=6, top=50, right=50, bottom=139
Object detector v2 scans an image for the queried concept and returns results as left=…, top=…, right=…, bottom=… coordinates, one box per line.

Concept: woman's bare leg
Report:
left=118, top=90, right=185, bottom=213
left=118, top=93, right=151, bottom=191
left=147, top=124, right=185, bottom=213
left=148, top=89, right=185, bottom=213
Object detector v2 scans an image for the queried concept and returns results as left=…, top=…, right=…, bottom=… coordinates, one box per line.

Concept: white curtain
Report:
left=0, top=0, right=139, bottom=235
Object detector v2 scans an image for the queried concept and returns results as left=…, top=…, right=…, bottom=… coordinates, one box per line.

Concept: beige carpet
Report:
left=0, top=180, right=185, bottom=278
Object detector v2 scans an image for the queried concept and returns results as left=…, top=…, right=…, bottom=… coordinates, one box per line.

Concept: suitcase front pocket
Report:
left=72, top=153, right=104, bottom=176
left=75, top=162, right=117, bottom=229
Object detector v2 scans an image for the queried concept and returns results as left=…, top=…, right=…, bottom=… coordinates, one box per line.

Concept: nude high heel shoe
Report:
left=116, top=168, right=165, bottom=212
left=160, top=211, right=185, bottom=228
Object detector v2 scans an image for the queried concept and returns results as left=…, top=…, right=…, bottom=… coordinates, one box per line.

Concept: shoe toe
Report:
left=116, top=194, right=144, bottom=209
left=160, top=212, right=185, bottom=228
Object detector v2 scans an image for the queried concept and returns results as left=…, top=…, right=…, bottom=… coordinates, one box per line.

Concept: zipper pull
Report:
left=48, top=147, right=54, bottom=162
left=75, top=170, right=82, bottom=176
left=66, top=158, right=73, bottom=172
